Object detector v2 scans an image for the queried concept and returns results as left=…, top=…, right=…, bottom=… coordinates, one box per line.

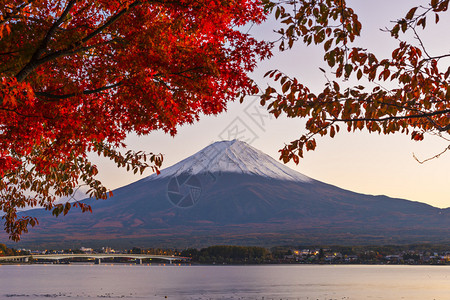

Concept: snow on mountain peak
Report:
left=147, top=140, right=311, bottom=182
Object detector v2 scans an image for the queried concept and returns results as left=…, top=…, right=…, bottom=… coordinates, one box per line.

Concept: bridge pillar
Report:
left=23, top=257, right=29, bottom=263
left=169, top=260, right=172, bottom=265
left=95, top=258, right=101, bottom=265
left=136, top=259, right=142, bottom=265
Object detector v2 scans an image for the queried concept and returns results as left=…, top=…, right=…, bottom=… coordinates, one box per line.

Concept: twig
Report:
left=413, top=145, right=450, bottom=164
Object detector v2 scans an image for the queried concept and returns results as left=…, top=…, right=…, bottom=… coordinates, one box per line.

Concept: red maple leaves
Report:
left=261, top=0, right=450, bottom=164
left=0, top=0, right=271, bottom=240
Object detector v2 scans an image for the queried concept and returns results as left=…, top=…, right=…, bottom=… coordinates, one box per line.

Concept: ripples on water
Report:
left=1, top=264, right=450, bottom=299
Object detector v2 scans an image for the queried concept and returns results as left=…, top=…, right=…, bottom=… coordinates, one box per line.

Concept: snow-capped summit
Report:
left=147, top=140, right=311, bottom=182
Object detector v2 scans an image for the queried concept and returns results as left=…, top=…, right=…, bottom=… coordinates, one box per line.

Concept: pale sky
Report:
left=90, top=0, right=450, bottom=209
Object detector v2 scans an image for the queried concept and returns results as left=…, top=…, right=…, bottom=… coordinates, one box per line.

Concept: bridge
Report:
left=0, top=254, right=189, bottom=264
left=0, top=255, right=30, bottom=263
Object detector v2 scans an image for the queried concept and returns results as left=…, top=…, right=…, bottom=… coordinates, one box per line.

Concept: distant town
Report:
left=4, top=243, right=450, bottom=265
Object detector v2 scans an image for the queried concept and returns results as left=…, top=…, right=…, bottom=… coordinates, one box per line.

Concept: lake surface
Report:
left=1, top=264, right=450, bottom=299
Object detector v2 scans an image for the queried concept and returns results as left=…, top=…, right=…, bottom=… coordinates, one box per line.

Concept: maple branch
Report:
left=412, top=26, right=450, bottom=61
left=36, top=38, right=119, bottom=66
left=434, top=123, right=450, bottom=132
left=0, top=50, right=23, bottom=56
left=35, top=1, right=77, bottom=60
left=412, top=27, right=432, bottom=59
left=326, top=109, right=450, bottom=129
left=308, top=120, right=335, bottom=139
left=430, top=131, right=450, bottom=142
left=35, top=82, right=123, bottom=100
left=15, top=1, right=141, bottom=83
left=364, top=99, right=450, bottom=132
left=423, top=53, right=450, bottom=61
left=413, top=145, right=450, bottom=164
left=15, top=0, right=77, bottom=82
left=79, top=1, right=141, bottom=46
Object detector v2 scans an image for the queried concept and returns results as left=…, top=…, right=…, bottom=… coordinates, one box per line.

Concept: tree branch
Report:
left=35, top=38, right=119, bottom=66
left=327, top=108, right=450, bottom=128
left=15, top=0, right=77, bottom=82
left=423, top=53, right=450, bottom=61
left=413, top=145, right=450, bottom=164
left=79, top=1, right=141, bottom=46
left=412, top=27, right=432, bottom=59
left=0, top=50, right=23, bottom=56
left=34, top=81, right=123, bottom=100
left=15, top=1, right=141, bottom=83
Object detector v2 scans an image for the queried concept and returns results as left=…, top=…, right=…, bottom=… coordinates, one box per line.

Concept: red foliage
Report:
left=0, top=0, right=271, bottom=240
left=262, top=0, right=449, bottom=163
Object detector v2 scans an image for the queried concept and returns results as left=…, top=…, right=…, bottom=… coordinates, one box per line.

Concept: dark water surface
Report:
left=1, top=264, right=449, bottom=299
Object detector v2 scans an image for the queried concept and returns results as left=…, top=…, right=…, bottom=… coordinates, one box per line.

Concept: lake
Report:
left=1, top=264, right=450, bottom=299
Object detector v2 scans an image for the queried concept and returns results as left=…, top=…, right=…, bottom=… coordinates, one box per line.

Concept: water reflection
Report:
left=0, top=265, right=449, bottom=299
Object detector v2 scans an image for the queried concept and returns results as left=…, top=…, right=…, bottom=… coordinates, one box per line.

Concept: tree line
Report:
left=180, top=244, right=450, bottom=264
left=181, top=245, right=272, bottom=264
left=0, top=243, right=28, bottom=256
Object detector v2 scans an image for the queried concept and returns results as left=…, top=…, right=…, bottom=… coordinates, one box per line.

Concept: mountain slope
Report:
left=5, top=140, right=450, bottom=248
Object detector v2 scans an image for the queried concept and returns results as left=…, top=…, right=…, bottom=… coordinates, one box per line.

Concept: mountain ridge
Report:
left=4, top=140, right=450, bottom=249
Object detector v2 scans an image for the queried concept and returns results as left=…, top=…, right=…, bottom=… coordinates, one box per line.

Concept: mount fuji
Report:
left=7, top=140, right=450, bottom=248
left=151, top=139, right=311, bottom=182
